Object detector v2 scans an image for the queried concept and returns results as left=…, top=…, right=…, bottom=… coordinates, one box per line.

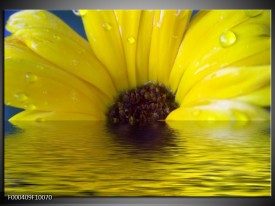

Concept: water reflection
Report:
left=4, top=121, right=23, bottom=136
left=107, top=122, right=180, bottom=155
left=4, top=121, right=270, bottom=196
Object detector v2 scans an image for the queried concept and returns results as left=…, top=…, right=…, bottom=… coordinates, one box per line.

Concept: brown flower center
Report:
left=107, top=82, right=179, bottom=125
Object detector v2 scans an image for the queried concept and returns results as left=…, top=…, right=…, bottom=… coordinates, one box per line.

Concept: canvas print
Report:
left=4, top=10, right=271, bottom=197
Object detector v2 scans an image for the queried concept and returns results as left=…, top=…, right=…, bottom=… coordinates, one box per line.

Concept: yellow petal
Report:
left=80, top=10, right=129, bottom=91
left=9, top=110, right=101, bottom=122
left=136, top=10, right=155, bottom=85
left=6, top=10, right=91, bottom=53
left=166, top=99, right=270, bottom=121
left=11, top=28, right=116, bottom=100
left=169, top=10, right=270, bottom=101
left=230, top=48, right=270, bottom=66
left=149, top=10, right=191, bottom=85
left=232, top=86, right=270, bottom=106
left=5, top=38, right=107, bottom=119
left=115, top=10, right=141, bottom=88
left=6, top=10, right=115, bottom=98
left=182, top=65, right=270, bottom=105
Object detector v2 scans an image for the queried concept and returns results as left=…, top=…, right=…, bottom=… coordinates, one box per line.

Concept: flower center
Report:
left=107, top=82, right=179, bottom=125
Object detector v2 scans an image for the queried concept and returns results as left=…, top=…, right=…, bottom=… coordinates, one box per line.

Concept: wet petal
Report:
left=182, top=65, right=270, bottom=106
left=149, top=10, right=191, bottom=85
left=229, top=48, right=270, bottom=66
left=80, top=10, right=129, bottom=91
left=11, top=28, right=116, bottom=100
left=169, top=10, right=270, bottom=101
left=232, top=86, right=270, bottom=106
left=136, top=10, right=155, bottom=85
left=5, top=38, right=107, bottom=119
left=115, top=10, right=141, bottom=88
left=9, top=110, right=100, bottom=122
left=6, top=10, right=91, bottom=52
left=166, top=99, right=270, bottom=121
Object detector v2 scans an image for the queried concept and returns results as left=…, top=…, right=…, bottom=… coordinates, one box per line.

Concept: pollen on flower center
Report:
left=107, top=82, right=179, bottom=125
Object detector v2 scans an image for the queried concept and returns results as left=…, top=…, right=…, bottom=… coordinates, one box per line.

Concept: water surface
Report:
left=4, top=121, right=270, bottom=196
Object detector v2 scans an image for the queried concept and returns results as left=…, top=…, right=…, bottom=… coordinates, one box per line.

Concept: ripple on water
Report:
left=4, top=121, right=270, bottom=196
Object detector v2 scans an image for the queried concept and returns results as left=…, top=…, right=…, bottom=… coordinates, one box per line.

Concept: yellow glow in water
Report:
left=4, top=121, right=270, bottom=196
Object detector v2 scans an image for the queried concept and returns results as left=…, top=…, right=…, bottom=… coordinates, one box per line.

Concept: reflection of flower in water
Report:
left=167, top=121, right=270, bottom=142
left=107, top=122, right=180, bottom=154
left=5, top=10, right=270, bottom=123
left=167, top=121, right=270, bottom=197
left=5, top=121, right=270, bottom=196
left=4, top=121, right=23, bottom=136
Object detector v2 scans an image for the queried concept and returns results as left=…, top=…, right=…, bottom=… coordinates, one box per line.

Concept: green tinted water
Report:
left=4, top=121, right=270, bottom=196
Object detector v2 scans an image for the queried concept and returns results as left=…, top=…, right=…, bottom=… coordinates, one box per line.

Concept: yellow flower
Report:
left=4, top=10, right=271, bottom=123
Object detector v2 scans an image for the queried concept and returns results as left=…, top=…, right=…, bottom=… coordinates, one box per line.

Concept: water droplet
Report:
left=36, top=118, right=45, bottom=122
left=25, top=104, right=37, bottom=110
left=102, top=23, right=112, bottom=30
left=30, top=42, right=39, bottom=49
left=9, top=19, right=26, bottom=28
left=127, top=36, right=136, bottom=44
left=71, top=96, right=79, bottom=102
left=36, top=65, right=44, bottom=70
left=9, top=19, right=19, bottom=26
left=53, top=34, right=61, bottom=40
left=192, top=110, right=201, bottom=116
left=71, top=95, right=79, bottom=102
left=175, top=10, right=181, bottom=17
left=219, top=30, right=237, bottom=47
left=72, top=97, right=79, bottom=102
left=70, top=90, right=80, bottom=102
left=79, top=10, right=88, bottom=16
left=89, top=33, right=97, bottom=42
left=14, top=93, right=28, bottom=102
left=245, top=10, right=263, bottom=17
left=71, top=59, right=79, bottom=66
left=209, top=73, right=217, bottom=79
left=77, top=48, right=86, bottom=54
left=35, top=11, right=47, bottom=19
left=172, top=35, right=178, bottom=39
left=72, top=10, right=87, bottom=16
left=72, top=10, right=80, bottom=16
left=16, top=23, right=26, bottom=28
left=42, top=90, right=48, bottom=95
left=156, top=22, right=161, bottom=28
left=25, top=72, right=37, bottom=83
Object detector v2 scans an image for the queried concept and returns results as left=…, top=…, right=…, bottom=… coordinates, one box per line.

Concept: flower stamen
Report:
left=107, top=82, right=179, bottom=125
